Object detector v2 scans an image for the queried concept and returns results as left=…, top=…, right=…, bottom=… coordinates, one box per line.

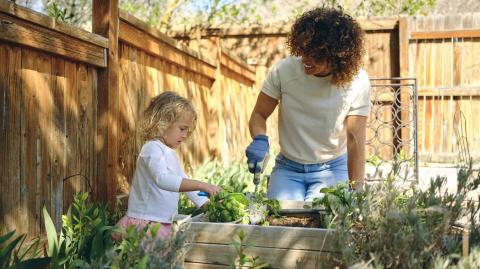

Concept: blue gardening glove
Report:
left=245, top=135, right=269, bottom=173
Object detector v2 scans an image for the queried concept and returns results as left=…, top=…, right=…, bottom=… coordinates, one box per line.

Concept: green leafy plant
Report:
left=61, top=192, right=115, bottom=264
left=45, top=0, right=74, bottom=22
left=322, top=166, right=480, bottom=268
left=247, top=192, right=281, bottom=225
left=81, top=219, right=190, bottom=269
left=43, top=192, right=115, bottom=268
left=0, top=230, right=50, bottom=269
left=309, top=183, right=362, bottom=228
left=180, top=159, right=273, bottom=215
left=202, top=188, right=250, bottom=223
left=227, top=230, right=271, bottom=269
left=43, top=206, right=69, bottom=269
left=432, top=247, right=480, bottom=269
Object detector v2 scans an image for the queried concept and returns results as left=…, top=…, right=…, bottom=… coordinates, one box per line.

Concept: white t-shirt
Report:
left=262, top=56, right=371, bottom=164
left=127, top=140, right=208, bottom=223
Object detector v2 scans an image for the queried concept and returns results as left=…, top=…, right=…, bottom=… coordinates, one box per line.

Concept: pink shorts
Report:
left=113, top=215, right=172, bottom=241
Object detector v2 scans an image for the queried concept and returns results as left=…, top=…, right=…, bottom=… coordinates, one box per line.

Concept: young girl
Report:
left=116, top=91, right=221, bottom=239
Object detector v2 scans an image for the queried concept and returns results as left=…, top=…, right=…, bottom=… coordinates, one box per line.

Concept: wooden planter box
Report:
left=184, top=222, right=337, bottom=269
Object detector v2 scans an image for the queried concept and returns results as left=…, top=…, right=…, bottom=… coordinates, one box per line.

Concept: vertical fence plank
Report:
left=446, top=95, right=455, bottom=154
left=36, top=51, right=52, bottom=237
left=0, top=44, right=22, bottom=235
left=0, top=44, right=5, bottom=235
left=418, top=96, right=427, bottom=153
left=443, top=39, right=453, bottom=87
left=50, top=57, right=66, bottom=225
left=471, top=37, right=480, bottom=85
left=399, top=18, right=411, bottom=154
left=21, top=49, right=39, bottom=236
left=89, top=65, right=98, bottom=200
left=453, top=38, right=462, bottom=86
left=64, top=60, right=78, bottom=210
left=472, top=96, right=480, bottom=151
left=77, top=63, right=92, bottom=195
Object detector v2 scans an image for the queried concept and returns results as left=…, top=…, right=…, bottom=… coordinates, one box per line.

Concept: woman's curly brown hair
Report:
left=287, top=7, right=365, bottom=87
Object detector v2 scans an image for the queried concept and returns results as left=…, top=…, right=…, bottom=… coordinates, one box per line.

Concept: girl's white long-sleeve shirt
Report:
left=126, top=140, right=208, bottom=223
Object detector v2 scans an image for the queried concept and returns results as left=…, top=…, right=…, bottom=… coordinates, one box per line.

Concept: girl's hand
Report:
left=201, top=183, right=221, bottom=197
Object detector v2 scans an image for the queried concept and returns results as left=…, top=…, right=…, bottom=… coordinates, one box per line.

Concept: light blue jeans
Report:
left=267, top=153, right=348, bottom=201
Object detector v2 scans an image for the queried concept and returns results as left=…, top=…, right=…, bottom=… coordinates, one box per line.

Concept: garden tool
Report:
left=251, top=153, right=270, bottom=194
left=198, top=191, right=209, bottom=197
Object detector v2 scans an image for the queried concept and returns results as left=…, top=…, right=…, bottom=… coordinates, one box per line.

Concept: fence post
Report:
left=92, top=0, right=119, bottom=207
left=398, top=17, right=412, bottom=156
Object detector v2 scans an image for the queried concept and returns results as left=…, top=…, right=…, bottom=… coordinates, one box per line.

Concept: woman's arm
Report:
left=346, top=115, right=367, bottom=189
left=249, top=92, right=279, bottom=137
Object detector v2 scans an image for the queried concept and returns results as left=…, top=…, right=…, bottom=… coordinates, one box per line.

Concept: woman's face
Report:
left=161, top=112, right=195, bottom=149
left=301, top=55, right=332, bottom=77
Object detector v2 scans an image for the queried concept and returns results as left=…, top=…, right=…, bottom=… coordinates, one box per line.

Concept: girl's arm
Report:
left=346, top=115, right=367, bottom=190
left=179, top=178, right=221, bottom=196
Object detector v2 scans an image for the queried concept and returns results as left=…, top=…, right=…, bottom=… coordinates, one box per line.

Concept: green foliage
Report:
left=61, top=192, right=116, bottom=263
left=179, top=159, right=269, bottom=215
left=43, top=192, right=116, bottom=268
left=310, top=183, right=361, bottom=228
left=120, top=0, right=167, bottom=29
left=39, top=0, right=439, bottom=33
left=227, top=230, right=271, bottom=269
left=249, top=192, right=281, bottom=217
left=247, top=192, right=281, bottom=225
left=0, top=230, right=50, bottom=269
left=82, top=221, right=190, bottom=269
left=320, top=0, right=437, bottom=16
left=43, top=0, right=92, bottom=29
left=321, top=167, right=480, bottom=268
left=40, top=192, right=190, bottom=268
left=45, top=0, right=73, bottom=22
left=108, top=195, right=128, bottom=226
left=433, top=247, right=480, bottom=269
left=203, top=188, right=250, bottom=223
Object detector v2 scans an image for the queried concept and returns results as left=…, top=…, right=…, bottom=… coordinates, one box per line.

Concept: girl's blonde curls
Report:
left=140, top=91, right=197, bottom=142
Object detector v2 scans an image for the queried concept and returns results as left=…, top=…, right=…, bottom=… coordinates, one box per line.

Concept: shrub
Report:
left=317, top=167, right=480, bottom=268
left=81, top=218, right=191, bottom=269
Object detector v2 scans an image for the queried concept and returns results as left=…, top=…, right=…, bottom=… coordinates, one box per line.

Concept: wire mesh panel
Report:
left=365, top=78, right=418, bottom=183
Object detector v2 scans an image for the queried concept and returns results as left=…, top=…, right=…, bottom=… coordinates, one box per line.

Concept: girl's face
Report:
left=301, top=55, right=332, bottom=77
left=161, top=112, right=195, bottom=149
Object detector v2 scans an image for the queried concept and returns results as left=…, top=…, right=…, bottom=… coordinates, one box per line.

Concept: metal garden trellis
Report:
left=366, top=77, right=419, bottom=183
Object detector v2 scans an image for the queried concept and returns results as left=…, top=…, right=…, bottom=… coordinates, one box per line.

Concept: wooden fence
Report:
left=0, top=0, right=107, bottom=238
left=173, top=14, right=480, bottom=162
left=0, top=1, right=256, bottom=237
left=1, top=0, right=479, bottom=239
left=407, top=15, right=480, bottom=162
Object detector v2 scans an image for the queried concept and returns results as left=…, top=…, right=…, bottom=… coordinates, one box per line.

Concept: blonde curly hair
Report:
left=140, top=91, right=197, bottom=142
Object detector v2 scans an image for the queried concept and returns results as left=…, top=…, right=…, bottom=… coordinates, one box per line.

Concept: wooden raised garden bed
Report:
left=184, top=220, right=337, bottom=269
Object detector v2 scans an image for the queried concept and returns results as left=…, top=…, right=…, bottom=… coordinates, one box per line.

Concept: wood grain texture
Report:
left=0, top=44, right=22, bottom=235
left=119, top=20, right=216, bottom=80
left=186, top=243, right=335, bottom=269
left=0, top=12, right=106, bottom=67
left=92, top=0, right=119, bottom=206
left=187, top=222, right=336, bottom=251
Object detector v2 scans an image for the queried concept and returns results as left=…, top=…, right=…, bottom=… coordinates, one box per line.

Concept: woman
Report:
left=245, top=7, right=370, bottom=201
